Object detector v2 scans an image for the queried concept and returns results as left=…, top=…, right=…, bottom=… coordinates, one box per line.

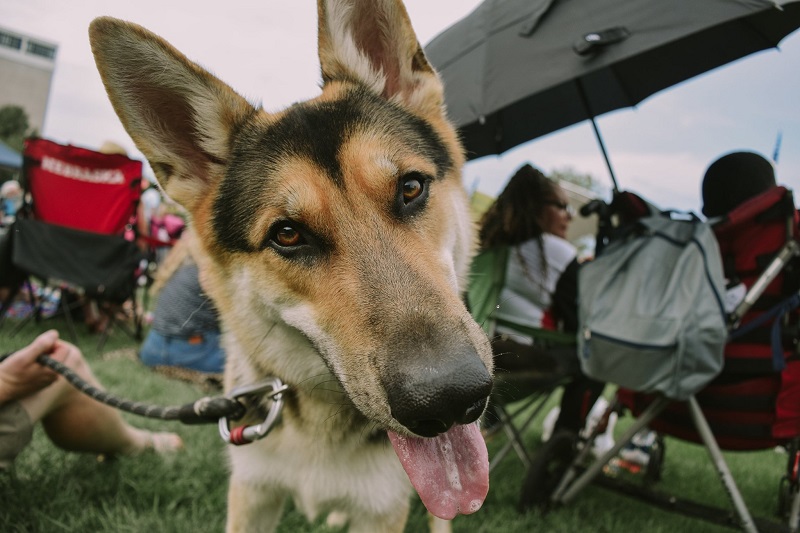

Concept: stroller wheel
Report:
left=519, top=430, right=577, bottom=513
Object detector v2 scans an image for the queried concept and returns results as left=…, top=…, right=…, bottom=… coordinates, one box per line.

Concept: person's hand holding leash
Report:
left=0, top=330, right=68, bottom=404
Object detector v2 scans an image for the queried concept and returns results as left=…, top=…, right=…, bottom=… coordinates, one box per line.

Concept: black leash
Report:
left=1, top=352, right=245, bottom=425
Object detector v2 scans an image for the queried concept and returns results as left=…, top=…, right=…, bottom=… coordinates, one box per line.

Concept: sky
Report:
left=2, top=0, right=799, bottom=214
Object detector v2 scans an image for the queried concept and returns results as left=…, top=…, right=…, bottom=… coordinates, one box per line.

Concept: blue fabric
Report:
left=0, top=141, right=21, bottom=170
left=727, top=292, right=800, bottom=372
left=139, top=329, right=224, bottom=373
left=3, top=198, right=17, bottom=217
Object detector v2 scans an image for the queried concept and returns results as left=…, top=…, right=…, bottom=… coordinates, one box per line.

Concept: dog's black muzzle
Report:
left=384, top=341, right=493, bottom=438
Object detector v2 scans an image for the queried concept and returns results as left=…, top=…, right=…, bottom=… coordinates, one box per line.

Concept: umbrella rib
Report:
left=741, top=13, right=782, bottom=48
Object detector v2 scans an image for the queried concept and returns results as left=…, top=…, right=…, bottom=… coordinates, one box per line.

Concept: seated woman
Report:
left=479, top=164, right=576, bottom=350
left=139, top=229, right=224, bottom=376
left=476, top=164, right=604, bottom=431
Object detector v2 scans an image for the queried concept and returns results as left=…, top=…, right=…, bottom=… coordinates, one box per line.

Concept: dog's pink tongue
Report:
left=388, top=423, right=489, bottom=520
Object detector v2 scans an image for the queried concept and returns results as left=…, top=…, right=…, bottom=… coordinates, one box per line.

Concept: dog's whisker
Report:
left=358, top=420, right=383, bottom=444
left=323, top=404, right=352, bottom=426
left=250, top=325, right=277, bottom=358
left=320, top=400, right=352, bottom=408
left=314, top=387, right=347, bottom=395
left=296, top=373, right=343, bottom=387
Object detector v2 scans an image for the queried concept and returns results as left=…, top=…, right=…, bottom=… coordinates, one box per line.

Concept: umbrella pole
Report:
left=577, top=79, right=620, bottom=192
left=589, top=116, right=620, bottom=193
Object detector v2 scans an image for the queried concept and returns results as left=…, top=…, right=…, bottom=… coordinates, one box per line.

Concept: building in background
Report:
left=0, top=25, right=57, bottom=133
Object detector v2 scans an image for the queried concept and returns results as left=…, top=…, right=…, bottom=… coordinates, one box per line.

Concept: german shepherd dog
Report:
left=89, top=1, right=494, bottom=531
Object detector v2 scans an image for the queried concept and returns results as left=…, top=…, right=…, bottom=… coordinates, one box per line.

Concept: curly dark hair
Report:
left=478, top=163, right=558, bottom=250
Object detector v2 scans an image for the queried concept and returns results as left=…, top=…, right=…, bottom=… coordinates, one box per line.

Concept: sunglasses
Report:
left=544, top=201, right=576, bottom=216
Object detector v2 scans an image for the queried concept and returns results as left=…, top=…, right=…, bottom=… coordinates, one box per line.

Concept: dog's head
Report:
left=90, top=0, right=493, bottom=518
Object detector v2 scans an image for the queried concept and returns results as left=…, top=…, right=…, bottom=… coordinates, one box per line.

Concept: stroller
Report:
left=520, top=186, right=800, bottom=533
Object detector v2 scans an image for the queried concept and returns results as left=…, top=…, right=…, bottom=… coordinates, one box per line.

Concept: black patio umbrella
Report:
left=425, top=0, right=800, bottom=190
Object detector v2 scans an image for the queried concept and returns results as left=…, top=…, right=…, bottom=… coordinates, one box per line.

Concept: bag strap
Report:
left=728, top=292, right=800, bottom=371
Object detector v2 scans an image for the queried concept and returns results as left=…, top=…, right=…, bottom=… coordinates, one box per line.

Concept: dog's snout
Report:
left=387, top=349, right=493, bottom=438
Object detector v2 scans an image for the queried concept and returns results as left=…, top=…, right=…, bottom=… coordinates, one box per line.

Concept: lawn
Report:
left=0, top=315, right=791, bottom=532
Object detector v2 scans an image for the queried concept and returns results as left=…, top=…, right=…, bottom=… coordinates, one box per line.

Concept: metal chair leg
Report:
left=687, top=395, right=758, bottom=533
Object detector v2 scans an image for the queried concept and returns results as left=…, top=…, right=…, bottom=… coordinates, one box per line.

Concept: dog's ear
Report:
left=89, top=17, right=255, bottom=211
left=317, top=0, right=444, bottom=116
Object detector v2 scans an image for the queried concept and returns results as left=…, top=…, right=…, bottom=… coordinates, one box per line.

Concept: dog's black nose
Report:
left=387, top=349, right=493, bottom=438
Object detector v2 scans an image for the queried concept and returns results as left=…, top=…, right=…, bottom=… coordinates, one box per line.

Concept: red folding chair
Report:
left=3, top=138, right=146, bottom=349
left=24, top=138, right=143, bottom=234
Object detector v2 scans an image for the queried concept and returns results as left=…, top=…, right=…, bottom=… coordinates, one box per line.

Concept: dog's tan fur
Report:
left=90, top=2, right=493, bottom=531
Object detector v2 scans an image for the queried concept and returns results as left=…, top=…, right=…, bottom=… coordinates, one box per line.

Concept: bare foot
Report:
left=125, top=430, right=184, bottom=456
left=147, top=431, right=184, bottom=454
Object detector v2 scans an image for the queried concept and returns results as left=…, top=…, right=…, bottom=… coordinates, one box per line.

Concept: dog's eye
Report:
left=396, top=172, right=431, bottom=217
left=402, top=177, right=424, bottom=204
left=266, top=222, right=307, bottom=251
left=264, top=221, right=324, bottom=261
left=274, top=226, right=302, bottom=247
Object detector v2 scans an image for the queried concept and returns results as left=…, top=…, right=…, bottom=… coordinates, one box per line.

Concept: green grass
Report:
left=0, top=316, right=792, bottom=532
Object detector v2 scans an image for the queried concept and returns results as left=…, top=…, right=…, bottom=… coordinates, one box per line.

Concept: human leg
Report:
left=554, top=375, right=605, bottom=434
left=495, top=339, right=605, bottom=435
left=18, top=340, right=182, bottom=456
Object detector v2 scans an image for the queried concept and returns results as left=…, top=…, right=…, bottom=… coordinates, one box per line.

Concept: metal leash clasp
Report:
left=218, top=378, right=288, bottom=445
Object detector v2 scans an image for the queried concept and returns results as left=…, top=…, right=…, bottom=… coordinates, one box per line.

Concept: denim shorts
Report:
left=0, top=401, right=33, bottom=469
left=139, top=330, right=225, bottom=374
